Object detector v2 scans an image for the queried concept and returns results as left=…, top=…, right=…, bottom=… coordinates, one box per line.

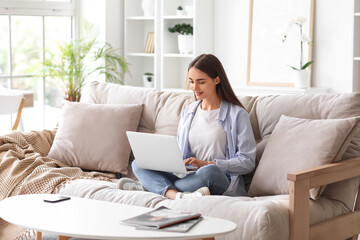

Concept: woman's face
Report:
left=188, top=67, right=219, bottom=101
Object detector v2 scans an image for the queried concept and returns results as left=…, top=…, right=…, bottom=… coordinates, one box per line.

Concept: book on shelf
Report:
left=120, top=206, right=202, bottom=232
left=149, top=32, right=154, bottom=53
left=144, top=32, right=150, bottom=53
left=144, top=32, right=154, bottom=53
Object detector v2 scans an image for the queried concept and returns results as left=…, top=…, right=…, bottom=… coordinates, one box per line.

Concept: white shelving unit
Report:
left=124, top=0, right=157, bottom=88
left=353, top=0, right=360, bottom=91
left=123, top=0, right=214, bottom=91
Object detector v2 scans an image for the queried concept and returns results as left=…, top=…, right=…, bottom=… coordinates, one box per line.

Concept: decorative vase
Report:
left=141, top=0, right=155, bottom=17
left=293, top=69, right=311, bottom=89
left=177, top=35, right=193, bottom=54
left=143, top=74, right=154, bottom=88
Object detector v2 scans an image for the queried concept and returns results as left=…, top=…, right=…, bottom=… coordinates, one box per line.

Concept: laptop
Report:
left=126, top=131, right=198, bottom=174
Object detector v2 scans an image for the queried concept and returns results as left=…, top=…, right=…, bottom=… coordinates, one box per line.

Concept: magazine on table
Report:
left=135, top=217, right=203, bottom=233
left=121, top=206, right=202, bottom=231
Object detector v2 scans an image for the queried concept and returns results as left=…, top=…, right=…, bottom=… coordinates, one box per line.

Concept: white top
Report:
left=188, top=105, right=227, bottom=162
left=0, top=194, right=237, bottom=240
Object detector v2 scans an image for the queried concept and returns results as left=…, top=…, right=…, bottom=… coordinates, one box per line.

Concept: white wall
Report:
left=213, top=0, right=249, bottom=90
left=80, top=0, right=356, bottom=93
left=214, top=0, right=356, bottom=93
left=78, top=0, right=124, bottom=51
left=312, top=0, right=354, bottom=92
left=105, top=0, right=123, bottom=56
left=78, top=0, right=106, bottom=41
left=78, top=0, right=123, bottom=54
left=78, top=0, right=123, bottom=82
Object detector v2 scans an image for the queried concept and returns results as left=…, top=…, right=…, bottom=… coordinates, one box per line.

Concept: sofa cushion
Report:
left=56, top=178, right=350, bottom=240
left=248, top=115, right=359, bottom=199
left=48, top=101, right=143, bottom=174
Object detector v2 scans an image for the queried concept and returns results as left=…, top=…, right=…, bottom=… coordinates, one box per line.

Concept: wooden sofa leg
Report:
left=57, top=236, right=70, bottom=240
left=35, top=231, right=42, bottom=240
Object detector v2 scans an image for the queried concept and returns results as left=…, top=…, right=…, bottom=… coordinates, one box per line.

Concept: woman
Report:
left=118, top=54, right=256, bottom=200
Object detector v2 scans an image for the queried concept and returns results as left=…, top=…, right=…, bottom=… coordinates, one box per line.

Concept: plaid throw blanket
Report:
left=0, top=129, right=114, bottom=239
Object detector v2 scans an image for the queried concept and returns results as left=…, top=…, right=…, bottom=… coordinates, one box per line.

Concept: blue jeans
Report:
left=132, top=160, right=231, bottom=196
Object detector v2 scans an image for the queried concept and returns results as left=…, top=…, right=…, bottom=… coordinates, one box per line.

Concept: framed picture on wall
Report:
left=246, top=0, right=315, bottom=87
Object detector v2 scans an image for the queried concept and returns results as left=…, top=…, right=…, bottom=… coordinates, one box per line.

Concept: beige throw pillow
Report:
left=248, top=115, right=359, bottom=199
left=48, top=101, right=143, bottom=174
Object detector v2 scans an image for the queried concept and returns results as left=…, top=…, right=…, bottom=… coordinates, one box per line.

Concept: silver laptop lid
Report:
left=126, top=131, right=188, bottom=174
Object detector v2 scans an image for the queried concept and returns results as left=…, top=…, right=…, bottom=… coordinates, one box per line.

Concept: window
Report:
left=0, top=1, right=75, bottom=133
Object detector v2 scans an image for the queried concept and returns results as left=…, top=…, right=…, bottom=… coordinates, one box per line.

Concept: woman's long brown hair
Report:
left=188, top=54, right=245, bottom=109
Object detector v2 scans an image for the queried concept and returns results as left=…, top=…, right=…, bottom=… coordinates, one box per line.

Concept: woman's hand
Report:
left=184, top=157, right=216, bottom=168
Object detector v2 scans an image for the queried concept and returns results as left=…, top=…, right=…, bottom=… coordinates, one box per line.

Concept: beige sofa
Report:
left=38, top=82, right=360, bottom=239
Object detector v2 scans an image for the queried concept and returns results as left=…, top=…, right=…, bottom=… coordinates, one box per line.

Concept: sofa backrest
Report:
left=81, top=81, right=195, bottom=135
left=82, top=82, right=360, bottom=210
left=239, top=93, right=360, bottom=163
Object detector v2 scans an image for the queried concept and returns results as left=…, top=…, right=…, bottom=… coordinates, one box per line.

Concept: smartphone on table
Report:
left=43, top=195, right=71, bottom=203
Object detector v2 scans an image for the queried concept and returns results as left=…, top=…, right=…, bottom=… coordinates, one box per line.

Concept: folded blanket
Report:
left=0, top=129, right=115, bottom=239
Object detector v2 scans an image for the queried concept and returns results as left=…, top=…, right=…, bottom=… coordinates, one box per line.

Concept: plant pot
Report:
left=143, top=75, right=154, bottom=88
left=141, top=0, right=155, bottom=17
left=177, top=10, right=184, bottom=16
left=65, top=90, right=81, bottom=102
left=293, top=69, right=311, bottom=89
left=177, top=35, right=193, bottom=54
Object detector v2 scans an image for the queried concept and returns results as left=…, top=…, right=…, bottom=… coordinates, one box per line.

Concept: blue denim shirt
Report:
left=177, top=100, right=256, bottom=196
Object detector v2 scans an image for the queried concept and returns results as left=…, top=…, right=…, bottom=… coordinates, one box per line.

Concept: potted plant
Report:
left=283, top=17, right=313, bottom=89
left=168, top=23, right=193, bottom=54
left=143, top=72, right=154, bottom=88
left=177, top=6, right=184, bottom=16
left=39, top=22, right=129, bottom=102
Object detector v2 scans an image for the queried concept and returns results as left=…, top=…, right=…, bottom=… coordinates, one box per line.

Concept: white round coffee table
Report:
left=0, top=194, right=237, bottom=240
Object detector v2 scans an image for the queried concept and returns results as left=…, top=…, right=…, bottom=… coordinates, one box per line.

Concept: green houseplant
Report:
left=168, top=23, right=193, bottom=36
left=177, top=6, right=184, bottom=16
left=168, top=23, right=193, bottom=54
left=40, top=22, right=129, bottom=102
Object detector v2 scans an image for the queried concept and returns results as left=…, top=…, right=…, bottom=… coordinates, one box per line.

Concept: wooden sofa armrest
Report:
left=287, top=157, right=360, bottom=240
